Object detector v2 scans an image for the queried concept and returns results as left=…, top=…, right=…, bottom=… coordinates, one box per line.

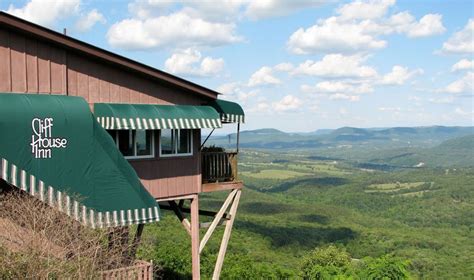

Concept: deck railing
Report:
left=202, top=152, right=238, bottom=183
left=100, top=260, right=153, bottom=280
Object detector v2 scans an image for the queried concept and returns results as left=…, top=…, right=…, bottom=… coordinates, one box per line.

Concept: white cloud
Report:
left=245, top=0, right=326, bottom=20
left=336, top=0, right=395, bottom=21
left=378, top=107, right=401, bottom=112
left=107, top=11, right=242, bottom=50
left=128, top=0, right=173, bottom=19
left=442, top=19, right=474, bottom=54
left=164, top=48, right=224, bottom=77
left=287, top=16, right=387, bottom=54
left=428, top=96, right=454, bottom=104
left=442, top=72, right=474, bottom=94
left=292, top=54, right=378, bottom=78
left=454, top=107, right=473, bottom=116
left=217, top=82, right=240, bottom=95
left=274, top=62, right=294, bottom=72
left=287, top=1, right=445, bottom=55
left=301, top=81, right=373, bottom=95
left=380, top=65, right=423, bottom=85
left=75, top=9, right=106, bottom=32
left=248, top=66, right=281, bottom=87
left=328, top=94, right=361, bottom=102
left=451, top=59, right=473, bottom=72
left=405, top=14, right=446, bottom=38
left=272, top=95, right=302, bottom=112
left=6, top=0, right=80, bottom=27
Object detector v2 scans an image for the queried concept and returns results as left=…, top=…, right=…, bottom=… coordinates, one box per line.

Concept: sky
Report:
left=1, top=0, right=473, bottom=133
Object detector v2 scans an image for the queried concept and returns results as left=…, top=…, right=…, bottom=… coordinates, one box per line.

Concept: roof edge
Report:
left=0, top=11, right=219, bottom=99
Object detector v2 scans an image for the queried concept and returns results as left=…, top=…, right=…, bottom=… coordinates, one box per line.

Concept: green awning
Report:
left=208, top=99, right=245, bottom=123
left=0, top=94, right=160, bottom=228
left=94, top=103, right=222, bottom=130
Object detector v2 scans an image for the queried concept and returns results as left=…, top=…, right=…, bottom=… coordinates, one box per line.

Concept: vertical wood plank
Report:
left=50, top=47, right=65, bottom=94
left=37, top=42, right=51, bottom=93
left=0, top=28, right=11, bottom=92
left=25, top=38, right=38, bottom=93
left=10, top=32, right=27, bottom=92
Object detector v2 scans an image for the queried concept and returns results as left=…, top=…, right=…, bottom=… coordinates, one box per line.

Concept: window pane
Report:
left=161, top=129, right=173, bottom=155
left=136, top=130, right=153, bottom=156
left=107, top=130, right=117, bottom=143
left=177, top=129, right=192, bottom=154
left=118, top=130, right=134, bottom=157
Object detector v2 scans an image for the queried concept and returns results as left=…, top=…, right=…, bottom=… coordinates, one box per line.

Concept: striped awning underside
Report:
left=0, top=158, right=159, bottom=228
left=221, top=113, right=245, bottom=124
left=97, top=116, right=221, bottom=130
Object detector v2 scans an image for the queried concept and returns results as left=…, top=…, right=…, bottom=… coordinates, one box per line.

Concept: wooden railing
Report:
left=202, top=152, right=238, bottom=183
left=100, top=260, right=153, bottom=280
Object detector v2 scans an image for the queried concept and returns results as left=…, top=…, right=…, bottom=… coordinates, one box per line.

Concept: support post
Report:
left=191, top=195, right=200, bottom=279
left=236, top=122, right=240, bottom=153
left=128, top=224, right=145, bottom=264
left=212, top=189, right=242, bottom=280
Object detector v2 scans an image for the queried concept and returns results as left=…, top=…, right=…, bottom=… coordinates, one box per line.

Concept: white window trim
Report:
left=115, top=130, right=155, bottom=160
left=159, top=129, right=193, bottom=158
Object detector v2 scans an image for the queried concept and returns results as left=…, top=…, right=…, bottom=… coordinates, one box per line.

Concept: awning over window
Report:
left=94, top=103, right=222, bottom=130
left=207, top=99, right=245, bottom=123
left=0, top=94, right=160, bottom=228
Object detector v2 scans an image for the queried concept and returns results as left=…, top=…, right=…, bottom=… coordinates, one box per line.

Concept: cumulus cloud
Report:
left=164, top=48, right=224, bottom=77
left=292, top=54, right=378, bottom=79
left=336, top=0, right=395, bottom=21
left=441, top=72, right=474, bottom=94
left=287, top=17, right=388, bottom=54
left=380, top=65, right=423, bottom=85
left=248, top=66, right=281, bottom=87
left=272, top=95, right=302, bottom=112
left=441, top=19, right=474, bottom=54
left=454, top=107, right=473, bottom=116
left=5, top=0, right=80, bottom=27
left=245, top=0, right=326, bottom=20
left=405, top=14, right=446, bottom=38
left=287, top=1, right=446, bottom=54
left=301, top=81, right=373, bottom=95
left=75, top=9, right=106, bottom=32
left=451, top=59, right=473, bottom=72
left=107, top=11, right=242, bottom=50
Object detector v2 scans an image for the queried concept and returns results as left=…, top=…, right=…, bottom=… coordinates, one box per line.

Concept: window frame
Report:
left=159, top=129, right=193, bottom=158
left=113, top=130, right=155, bottom=160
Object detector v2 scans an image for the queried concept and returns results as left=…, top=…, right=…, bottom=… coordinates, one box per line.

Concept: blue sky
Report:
left=2, top=0, right=473, bottom=132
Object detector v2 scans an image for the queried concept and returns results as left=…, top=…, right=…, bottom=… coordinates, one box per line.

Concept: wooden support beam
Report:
left=200, top=219, right=228, bottom=229
left=158, top=203, right=231, bottom=219
left=212, top=189, right=242, bottom=280
left=199, top=189, right=237, bottom=254
left=127, top=224, right=145, bottom=264
left=191, top=195, right=200, bottom=280
left=202, top=181, right=243, bottom=193
left=168, top=200, right=191, bottom=236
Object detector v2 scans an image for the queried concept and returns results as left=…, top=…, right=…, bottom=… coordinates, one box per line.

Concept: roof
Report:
left=0, top=93, right=160, bottom=228
left=0, top=11, right=219, bottom=99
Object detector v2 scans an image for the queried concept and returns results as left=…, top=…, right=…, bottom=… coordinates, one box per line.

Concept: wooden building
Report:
left=0, top=11, right=244, bottom=279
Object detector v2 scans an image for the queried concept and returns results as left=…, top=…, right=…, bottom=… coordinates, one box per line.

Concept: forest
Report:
left=136, top=132, right=474, bottom=279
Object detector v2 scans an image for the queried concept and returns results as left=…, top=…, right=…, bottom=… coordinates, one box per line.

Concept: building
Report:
left=0, top=11, right=244, bottom=279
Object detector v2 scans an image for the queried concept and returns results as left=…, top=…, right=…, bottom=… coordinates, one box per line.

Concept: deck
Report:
left=201, top=151, right=243, bottom=192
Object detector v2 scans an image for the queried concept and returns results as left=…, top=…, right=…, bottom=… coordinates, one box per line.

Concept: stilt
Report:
left=212, top=189, right=241, bottom=280
left=191, top=195, right=200, bottom=279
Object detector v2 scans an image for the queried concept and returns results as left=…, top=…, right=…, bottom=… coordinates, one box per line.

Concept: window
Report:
left=109, top=130, right=155, bottom=159
left=160, top=129, right=193, bottom=157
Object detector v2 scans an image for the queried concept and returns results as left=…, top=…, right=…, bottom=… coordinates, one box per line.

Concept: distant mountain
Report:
left=350, top=134, right=474, bottom=168
left=206, top=126, right=474, bottom=150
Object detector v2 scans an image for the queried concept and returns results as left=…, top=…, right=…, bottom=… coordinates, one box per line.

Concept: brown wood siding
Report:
left=130, top=130, right=202, bottom=198
left=0, top=26, right=209, bottom=199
